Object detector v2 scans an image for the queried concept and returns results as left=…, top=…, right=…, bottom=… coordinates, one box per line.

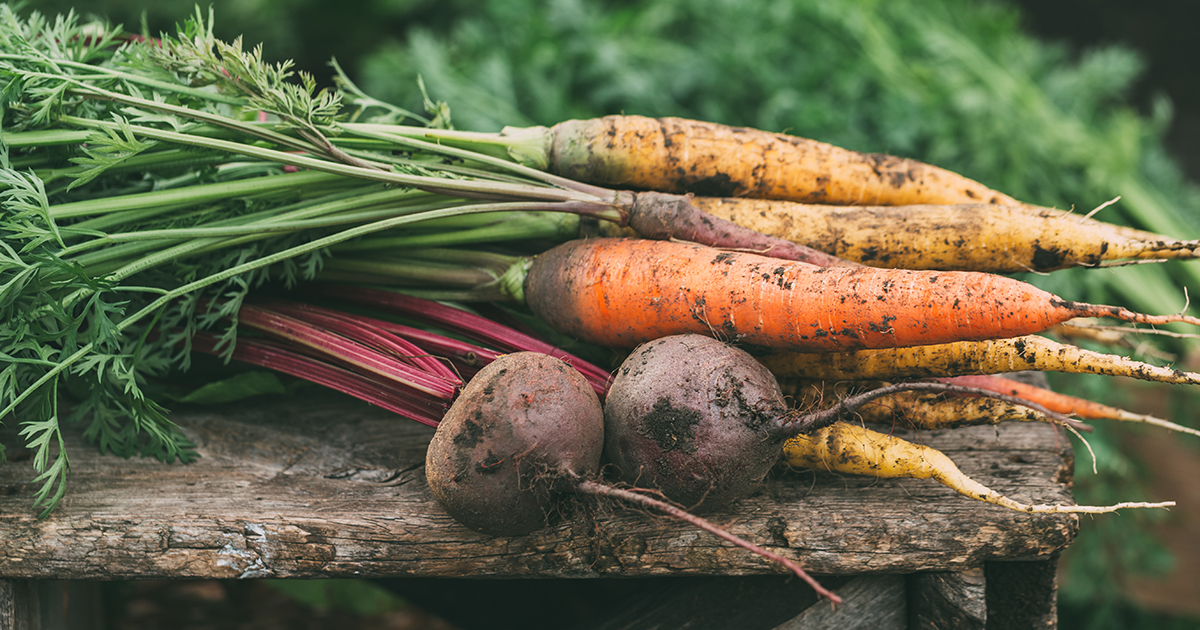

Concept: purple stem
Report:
left=629, top=192, right=859, bottom=267
left=311, top=284, right=614, bottom=396
left=190, top=332, right=446, bottom=426
left=255, top=298, right=460, bottom=382
left=238, top=303, right=461, bottom=400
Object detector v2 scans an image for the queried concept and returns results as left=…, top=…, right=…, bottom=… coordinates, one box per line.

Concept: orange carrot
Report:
left=945, top=374, right=1200, bottom=437
left=542, top=116, right=1017, bottom=206
left=525, top=238, right=1200, bottom=352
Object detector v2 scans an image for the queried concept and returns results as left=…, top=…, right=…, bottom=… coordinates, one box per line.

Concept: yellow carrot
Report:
left=783, top=422, right=1173, bottom=514
left=691, top=197, right=1200, bottom=272
left=758, top=335, right=1200, bottom=386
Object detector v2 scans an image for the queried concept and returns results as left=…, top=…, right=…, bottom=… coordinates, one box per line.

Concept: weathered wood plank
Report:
left=907, top=569, right=987, bottom=629
left=0, top=390, right=1078, bottom=580
left=774, top=575, right=907, bottom=630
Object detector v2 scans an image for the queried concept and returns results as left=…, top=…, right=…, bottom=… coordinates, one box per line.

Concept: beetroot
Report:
left=601, top=334, right=1081, bottom=513
left=603, top=334, right=788, bottom=510
left=425, top=352, right=604, bottom=536
left=424, top=350, right=843, bottom=602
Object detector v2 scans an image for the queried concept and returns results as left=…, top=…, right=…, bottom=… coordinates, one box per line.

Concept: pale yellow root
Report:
left=783, top=422, right=1175, bottom=514
left=758, top=335, right=1200, bottom=386
left=1101, top=409, right=1200, bottom=439
left=1046, top=321, right=1137, bottom=347
left=692, top=197, right=1199, bottom=272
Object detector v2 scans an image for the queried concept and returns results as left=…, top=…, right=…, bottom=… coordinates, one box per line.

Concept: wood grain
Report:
left=0, top=390, right=1078, bottom=580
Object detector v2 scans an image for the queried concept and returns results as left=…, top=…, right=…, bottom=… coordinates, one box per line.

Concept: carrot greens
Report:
left=0, top=7, right=625, bottom=516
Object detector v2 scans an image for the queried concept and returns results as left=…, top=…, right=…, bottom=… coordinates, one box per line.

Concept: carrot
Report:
left=945, top=374, right=1200, bottom=438
left=524, top=238, right=1200, bottom=352
left=691, top=197, right=1200, bottom=272
left=537, top=116, right=1017, bottom=206
left=778, top=379, right=1080, bottom=431
left=782, top=421, right=1173, bottom=514
left=780, top=373, right=1200, bottom=438
left=756, top=334, right=1200, bottom=386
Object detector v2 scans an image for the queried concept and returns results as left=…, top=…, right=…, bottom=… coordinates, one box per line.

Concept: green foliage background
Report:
left=20, top=0, right=1200, bottom=626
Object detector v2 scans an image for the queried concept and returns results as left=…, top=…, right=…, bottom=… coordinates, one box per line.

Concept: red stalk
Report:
left=237, top=303, right=461, bottom=399
left=310, top=284, right=613, bottom=395
left=190, top=332, right=446, bottom=426
left=252, top=298, right=459, bottom=382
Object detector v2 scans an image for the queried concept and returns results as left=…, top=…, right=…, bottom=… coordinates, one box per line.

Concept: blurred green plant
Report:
left=356, top=0, right=1200, bottom=326
left=265, top=579, right=409, bottom=616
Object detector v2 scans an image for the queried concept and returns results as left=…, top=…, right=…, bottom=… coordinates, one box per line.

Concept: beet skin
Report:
left=425, top=352, right=604, bottom=536
left=603, top=334, right=789, bottom=511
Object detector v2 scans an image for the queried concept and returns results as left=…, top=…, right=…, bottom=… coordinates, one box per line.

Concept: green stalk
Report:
left=36, top=149, right=233, bottom=187
left=322, top=257, right=503, bottom=289
left=48, top=169, right=345, bottom=219
left=1, top=129, right=94, bottom=147
left=334, top=211, right=581, bottom=252
left=338, top=146, right=542, bottom=187
left=64, top=186, right=436, bottom=279
left=318, top=248, right=531, bottom=303
left=58, top=115, right=625, bottom=218
left=45, top=76, right=316, bottom=153
left=76, top=194, right=463, bottom=246
left=0, top=54, right=249, bottom=107
left=1, top=201, right=560, bottom=420
left=343, top=123, right=552, bottom=169
left=340, top=123, right=612, bottom=198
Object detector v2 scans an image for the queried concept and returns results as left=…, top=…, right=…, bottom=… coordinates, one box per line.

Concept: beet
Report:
left=425, top=352, right=603, bottom=536
left=600, top=334, right=1062, bottom=513
left=603, top=334, right=789, bottom=510
left=423, top=349, right=843, bottom=602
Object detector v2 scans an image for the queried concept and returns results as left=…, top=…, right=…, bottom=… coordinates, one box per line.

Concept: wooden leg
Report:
left=0, top=580, right=104, bottom=630
left=1, top=579, right=37, bottom=630
left=907, top=569, right=987, bottom=630
left=985, top=556, right=1059, bottom=629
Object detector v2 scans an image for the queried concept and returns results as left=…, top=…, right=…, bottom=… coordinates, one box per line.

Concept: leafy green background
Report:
left=20, top=0, right=1200, bottom=627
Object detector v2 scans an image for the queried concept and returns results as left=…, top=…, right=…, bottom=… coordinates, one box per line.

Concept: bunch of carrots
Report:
left=335, top=116, right=1200, bottom=513
left=2, top=7, right=1197, bottom=549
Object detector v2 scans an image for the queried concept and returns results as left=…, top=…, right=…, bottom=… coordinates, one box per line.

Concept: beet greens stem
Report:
left=573, top=478, right=842, bottom=604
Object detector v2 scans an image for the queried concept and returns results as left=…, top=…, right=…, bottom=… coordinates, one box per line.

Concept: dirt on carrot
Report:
left=756, top=335, right=1200, bottom=385
left=690, top=197, right=1200, bottom=272
left=524, top=238, right=1200, bottom=352
left=542, top=115, right=1017, bottom=206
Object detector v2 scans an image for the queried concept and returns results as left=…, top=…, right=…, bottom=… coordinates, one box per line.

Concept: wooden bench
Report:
left=1, top=388, right=1078, bottom=628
